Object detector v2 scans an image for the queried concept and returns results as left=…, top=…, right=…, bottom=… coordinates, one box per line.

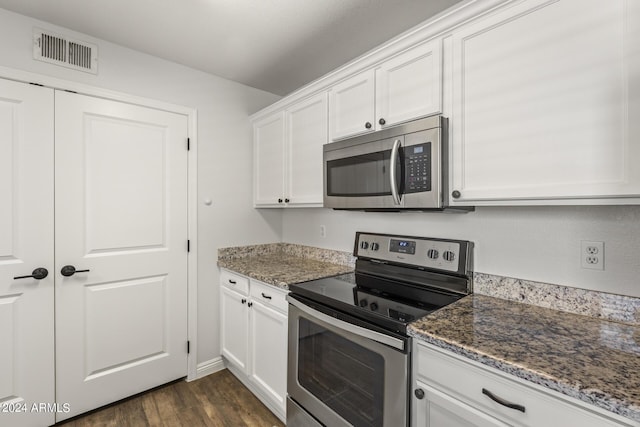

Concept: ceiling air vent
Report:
left=33, top=28, right=98, bottom=74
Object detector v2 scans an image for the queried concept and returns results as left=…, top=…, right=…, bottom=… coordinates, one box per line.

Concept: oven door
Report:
left=323, top=136, right=405, bottom=209
left=287, top=295, right=409, bottom=427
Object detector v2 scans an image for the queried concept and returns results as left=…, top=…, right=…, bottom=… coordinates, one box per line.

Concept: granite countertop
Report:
left=217, top=243, right=354, bottom=289
left=409, top=294, right=640, bottom=422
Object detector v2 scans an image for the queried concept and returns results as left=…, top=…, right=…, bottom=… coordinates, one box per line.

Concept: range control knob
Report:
left=359, top=299, right=368, bottom=308
left=370, top=302, right=379, bottom=311
left=371, top=242, right=380, bottom=251
left=443, top=251, right=456, bottom=262
left=360, top=241, right=369, bottom=250
left=427, top=249, right=439, bottom=260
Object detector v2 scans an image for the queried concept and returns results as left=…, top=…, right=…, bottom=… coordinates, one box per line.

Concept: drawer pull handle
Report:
left=482, top=388, right=525, bottom=413
left=261, top=293, right=272, bottom=300
left=228, top=279, right=236, bottom=284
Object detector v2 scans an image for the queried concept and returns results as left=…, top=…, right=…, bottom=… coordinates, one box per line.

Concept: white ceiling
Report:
left=0, top=0, right=463, bottom=96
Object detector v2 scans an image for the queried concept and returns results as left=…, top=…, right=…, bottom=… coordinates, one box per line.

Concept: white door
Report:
left=0, top=80, right=55, bottom=427
left=286, top=92, right=328, bottom=206
left=329, top=69, right=375, bottom=141
left=54, top=91, right=189, bottom=421
left=253, top=112, right=285, bottom=207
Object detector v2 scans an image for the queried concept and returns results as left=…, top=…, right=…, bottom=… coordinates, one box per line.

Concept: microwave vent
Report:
left=33, top=28, right=98, bottom=74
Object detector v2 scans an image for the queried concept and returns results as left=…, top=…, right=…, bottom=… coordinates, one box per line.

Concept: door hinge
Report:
left=187, top=240, right=190, bottom=252
left=187, top=340, right=190, bottom=354
left=187, top=138, right=190, bottom=151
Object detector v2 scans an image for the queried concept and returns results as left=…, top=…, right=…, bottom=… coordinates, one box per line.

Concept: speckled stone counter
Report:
left=217, top=243, right=355, bottom=289
left=408, top=294, right=640, bottom=422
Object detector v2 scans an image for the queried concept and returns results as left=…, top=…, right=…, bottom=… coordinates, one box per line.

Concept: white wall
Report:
left=0, top=8, right=282, bottom=366
left=283, top=205, right=640, bottom=298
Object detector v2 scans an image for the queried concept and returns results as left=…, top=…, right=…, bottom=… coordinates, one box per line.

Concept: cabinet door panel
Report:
left=329, top=70, right=375, bottom=141
left=249, top=300, right=287, bottom=412
left=376, top=40, right=442, bottom=128
left=254, top=113, right=285, bottom=206
left=220, top=286, right=249, bottom=372
left=449, top=0, right=640, bottom=203
left=286, top=92, right=327, bottom=206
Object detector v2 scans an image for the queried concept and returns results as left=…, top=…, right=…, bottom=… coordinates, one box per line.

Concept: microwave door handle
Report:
left=390, top=139, right=402, bottom=205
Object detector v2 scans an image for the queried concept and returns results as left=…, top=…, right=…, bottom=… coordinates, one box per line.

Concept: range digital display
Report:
left=390, top=239, right=416, bottom=254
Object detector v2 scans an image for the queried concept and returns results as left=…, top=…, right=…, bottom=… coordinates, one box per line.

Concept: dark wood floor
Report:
left=57, top=369, right=285, bottom=427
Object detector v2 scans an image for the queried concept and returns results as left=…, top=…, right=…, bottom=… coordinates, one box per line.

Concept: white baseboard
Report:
left=192, top=356, right=225, bottom=380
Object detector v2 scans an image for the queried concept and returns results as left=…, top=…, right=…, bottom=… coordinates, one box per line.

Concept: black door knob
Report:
left=61, top=265, right=90, bottom=277
left=365, top=122, right=372, bottom=129
left=452, top=190, right=461, bottom=199
left=415, top=388, right=425, bottom=400
left=379, top=118, right=386, bottom=125
left=14, top=267, right=49, bottom=280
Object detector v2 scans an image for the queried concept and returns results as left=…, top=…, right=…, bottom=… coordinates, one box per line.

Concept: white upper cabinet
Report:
left=286, top=92, right=328, bottom=206
left=376, top=39, right=442, bottom=131
left=254, top=112, right=285, bottom=206
left=329, top=69, right=376, bottom=140
left=254, top=92, right=327, bottom=208
left=329, top=40, right=442, bottom=141
left=447, top=0, right=640, bottom=205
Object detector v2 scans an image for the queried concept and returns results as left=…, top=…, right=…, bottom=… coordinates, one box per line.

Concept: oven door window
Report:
left=297, top=317, right=384, bottom=427
left=326, top=150, right=400, bottom=197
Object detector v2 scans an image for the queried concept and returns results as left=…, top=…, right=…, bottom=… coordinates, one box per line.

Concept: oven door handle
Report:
left=389, top=138, right=402, bottom=206
left=287, top=295, right=405, bottom=351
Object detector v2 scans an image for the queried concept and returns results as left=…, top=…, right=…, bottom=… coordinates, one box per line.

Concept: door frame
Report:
left=0, top=65, right=200, bottom=381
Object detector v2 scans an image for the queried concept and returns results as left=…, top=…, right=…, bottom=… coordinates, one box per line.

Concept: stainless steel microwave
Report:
left=323, top=115, right=470, bottom=211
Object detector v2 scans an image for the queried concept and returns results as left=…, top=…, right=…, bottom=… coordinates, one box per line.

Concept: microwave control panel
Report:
left=405, top=142, right=431, bottom=193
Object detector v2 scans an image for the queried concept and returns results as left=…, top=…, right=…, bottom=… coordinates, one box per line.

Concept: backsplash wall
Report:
left=282, top=205, right=640, bottom=298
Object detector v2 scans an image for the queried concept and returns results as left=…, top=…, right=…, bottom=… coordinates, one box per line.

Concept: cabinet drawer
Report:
left=220, top=270, right=249, bottom=295
left=250, top=280, right=288, bottom=313
left=415, top=343, right=627, bottom=427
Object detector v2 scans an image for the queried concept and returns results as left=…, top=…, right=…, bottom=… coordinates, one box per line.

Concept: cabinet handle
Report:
left=414, top=388, right=425, bottom=400
left=278, top=198, right=283, bottom=203
left=365, top=122, right=372, bottom=129
left=261, top=292, right=272, bottom=300
left=241, top=298, right=246, bottom=304
left=248, top=302, right=253, bottom=307
left=482, top=388, right=525, bottom=413
left=228, top=279, right=236, bottom=284
left=284, top=198, right=290, bottom=203
left=379, top=118, right=386, bottom=125
left=452, top=190, right=461, bottom=199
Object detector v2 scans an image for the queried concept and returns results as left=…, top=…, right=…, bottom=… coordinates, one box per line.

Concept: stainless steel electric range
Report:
left=286, top=232, right=473, bottom=427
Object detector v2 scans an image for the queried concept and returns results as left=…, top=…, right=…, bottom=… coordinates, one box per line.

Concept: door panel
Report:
left=0, top=79, right=55, bottom=427
left=85, top=115, right=167, bottom=252
left=54, top=91, right=188, bottom=421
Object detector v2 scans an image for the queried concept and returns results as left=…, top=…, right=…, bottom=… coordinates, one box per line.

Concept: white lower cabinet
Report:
left=413, top=342, right=636, bottom=427
left=220, top=269, right=288, bottom=422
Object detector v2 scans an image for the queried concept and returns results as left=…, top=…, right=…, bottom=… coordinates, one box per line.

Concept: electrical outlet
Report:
left=320, top=225, right=326, bottom=238
left=581, top=241, right=604, bottom=270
